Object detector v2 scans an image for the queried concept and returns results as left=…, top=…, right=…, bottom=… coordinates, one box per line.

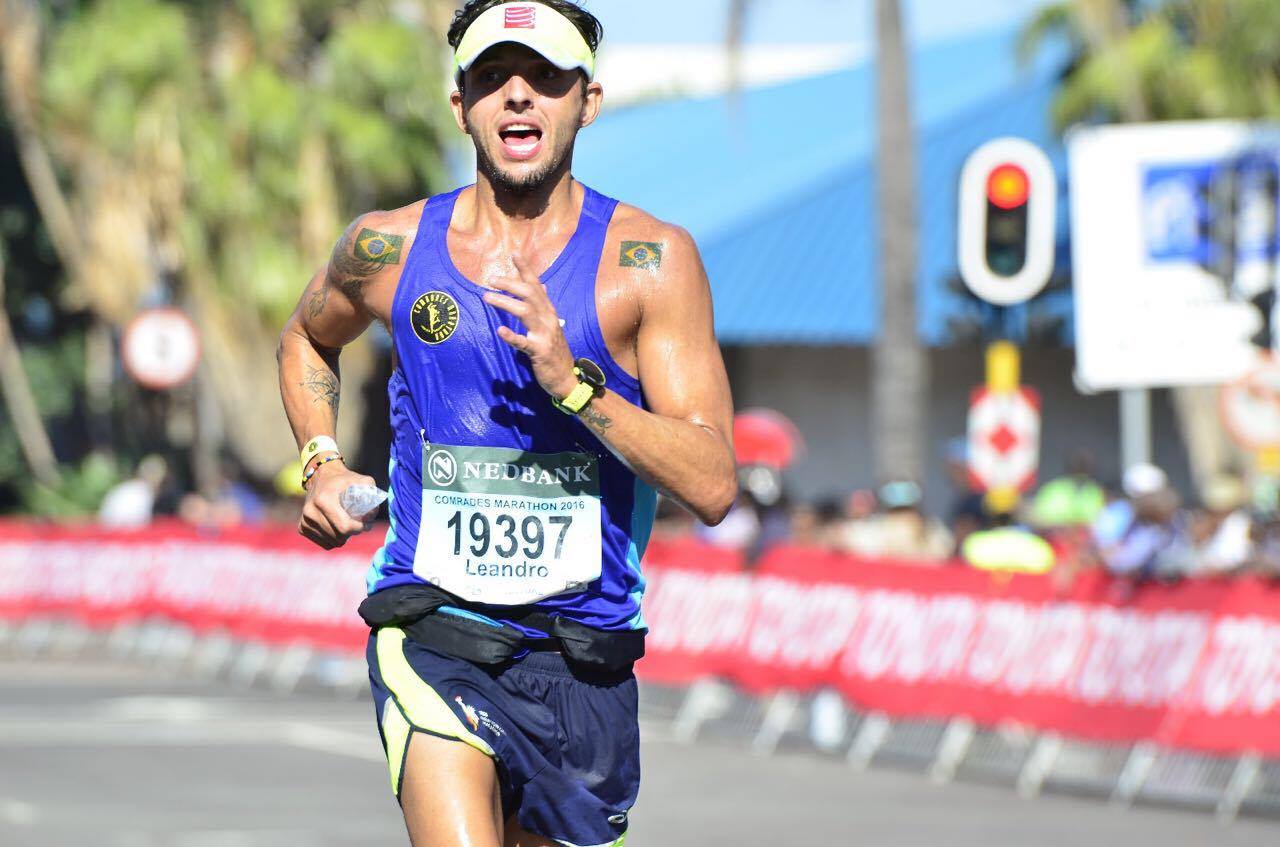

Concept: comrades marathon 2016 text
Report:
left=431, top=493, right=586, bottom=512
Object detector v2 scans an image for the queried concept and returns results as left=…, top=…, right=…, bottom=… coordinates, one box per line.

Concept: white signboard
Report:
left=1069, top=122, right=1279, bottom=390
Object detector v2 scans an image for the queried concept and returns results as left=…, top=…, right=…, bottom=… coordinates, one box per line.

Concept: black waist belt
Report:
left=358, top=584, right=644, bottom=674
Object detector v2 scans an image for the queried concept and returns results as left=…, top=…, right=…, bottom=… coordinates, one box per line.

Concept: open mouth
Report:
left=498, top=123, right=543, bottom=160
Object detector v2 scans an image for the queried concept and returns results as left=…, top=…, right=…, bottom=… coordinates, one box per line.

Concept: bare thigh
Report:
left=400, top=731, right=503, bottom=847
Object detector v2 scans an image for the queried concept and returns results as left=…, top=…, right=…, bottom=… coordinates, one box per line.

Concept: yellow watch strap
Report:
left=555, top=381, right=596, bottom=414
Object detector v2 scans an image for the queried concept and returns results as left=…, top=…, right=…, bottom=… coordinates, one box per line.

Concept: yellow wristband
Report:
left=300, top=435, right=340, bottom=472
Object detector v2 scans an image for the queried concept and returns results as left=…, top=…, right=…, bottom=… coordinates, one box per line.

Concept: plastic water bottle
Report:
left=340, top=484, right=388, bottom=521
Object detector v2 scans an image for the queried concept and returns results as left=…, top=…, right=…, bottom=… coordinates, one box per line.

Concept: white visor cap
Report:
left=453, top=3, right=596, bottom=86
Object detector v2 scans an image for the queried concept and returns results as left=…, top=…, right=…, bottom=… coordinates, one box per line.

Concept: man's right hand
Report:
left=300, top=459, right=378, bottom=549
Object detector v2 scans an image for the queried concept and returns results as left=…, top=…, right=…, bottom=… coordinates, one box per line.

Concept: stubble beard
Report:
left=467, top=108, right=576, bottom=197
left=473, top=136, right=570, bottom=196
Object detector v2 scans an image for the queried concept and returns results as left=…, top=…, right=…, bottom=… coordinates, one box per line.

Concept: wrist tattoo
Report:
left=300, top=365, right=340, bottom=413
left=327, top=222, right=404, bottom=298
left=619, top=241, right=662, bottom=269
left=579, top=405, right=613, bottom=432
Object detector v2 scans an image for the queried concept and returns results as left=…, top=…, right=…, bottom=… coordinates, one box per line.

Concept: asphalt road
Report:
left=0, top=659, right=1275, bottom=847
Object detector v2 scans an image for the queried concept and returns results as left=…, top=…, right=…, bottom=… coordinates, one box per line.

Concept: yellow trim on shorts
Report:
left=556, top=834, right=627, bottom=847
left=375, top=627, right=496, bottom=762
left=380, top=696, right=412, bottom=796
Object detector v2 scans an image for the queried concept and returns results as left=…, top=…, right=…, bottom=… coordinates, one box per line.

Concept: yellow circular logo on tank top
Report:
left=410, top=291, right=460, bottom=345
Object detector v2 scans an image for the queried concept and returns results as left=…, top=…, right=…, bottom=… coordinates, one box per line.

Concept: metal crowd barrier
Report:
left=2, top=616, right=1277, bottom=825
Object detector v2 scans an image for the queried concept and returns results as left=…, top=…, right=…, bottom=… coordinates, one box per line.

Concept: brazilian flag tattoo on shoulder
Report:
left=619, top=240, right=662, bottom=269
left=354, top=228, right=405, bottom=264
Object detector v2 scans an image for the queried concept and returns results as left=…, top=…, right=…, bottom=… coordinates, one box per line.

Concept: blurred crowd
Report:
left=95, top=443, right=1280, bottom=586
left=654, top=444, right=1280, bottom=584
left=96, top=454, right=303, bottom=532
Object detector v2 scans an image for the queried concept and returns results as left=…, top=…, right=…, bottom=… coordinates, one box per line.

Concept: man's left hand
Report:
left=483, top=254, right=578, bottom=400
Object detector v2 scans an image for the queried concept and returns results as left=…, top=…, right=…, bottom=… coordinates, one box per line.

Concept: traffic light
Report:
left=985, top=163, right=1030, bottom=276
left=958, top=138, right=1056, bottom=305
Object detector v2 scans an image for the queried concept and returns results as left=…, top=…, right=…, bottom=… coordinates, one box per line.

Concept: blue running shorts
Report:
left=367, top=628, right=638, bottom=847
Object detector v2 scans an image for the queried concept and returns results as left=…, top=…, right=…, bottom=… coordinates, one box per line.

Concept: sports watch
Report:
left=552, top=358, right=606, bottom=414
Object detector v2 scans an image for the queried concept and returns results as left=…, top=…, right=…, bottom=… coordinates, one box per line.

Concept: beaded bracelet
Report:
left=302, top=453, right=344, bottom=488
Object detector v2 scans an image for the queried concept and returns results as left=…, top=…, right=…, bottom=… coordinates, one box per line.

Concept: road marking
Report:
left=100, top=696, right=220, bottom=721
left=284, top=723, right=385, bottom=763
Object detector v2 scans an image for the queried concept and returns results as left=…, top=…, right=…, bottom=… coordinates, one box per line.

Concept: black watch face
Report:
left=575, top=358, right=606, bottom=390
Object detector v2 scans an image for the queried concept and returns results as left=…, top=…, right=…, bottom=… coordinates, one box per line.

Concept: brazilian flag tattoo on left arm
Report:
left=619, top=241, right=662, bottom=269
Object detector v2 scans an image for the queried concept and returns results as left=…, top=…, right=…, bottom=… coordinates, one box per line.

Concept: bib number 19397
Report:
left=445, top=511, right=572, bottom=560
left=413, top=441, right=602, bottom=605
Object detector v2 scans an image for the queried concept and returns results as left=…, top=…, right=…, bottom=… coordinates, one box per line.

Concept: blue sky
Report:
left=587, top=0, right=1054, bottom=47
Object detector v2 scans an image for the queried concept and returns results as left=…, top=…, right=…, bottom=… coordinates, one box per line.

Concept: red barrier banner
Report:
left=641, top=541, right=1280, bottom=758
left=1, top=523, right=1278, bottom=757
left=0, top=521, right=377, bottom=653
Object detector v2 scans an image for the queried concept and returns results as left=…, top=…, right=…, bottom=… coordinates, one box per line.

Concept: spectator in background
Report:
left=1030, top=449, right=1106, bottom=529
left=943, top=437, right=986, bottom=548
left=961, top=510, right=1056, bottom=574
left=789, top=501, right=821, bottom=547
left=98, top=454, right=169, bottom=528
left=179, top=466, right=266, bottom=530
left=1253, top=514, right=1280, bottom=580
left=813, top=497, right=846, bottom=548
left=834, top=488, right=878, bottom=555
left=788, top=498, right=844, bottom=548
left=845, top=481, right=953, bottom=561
left=1187, top=474, right=1254, bottom=577
left=1094, top=463, right=1186, bottom=581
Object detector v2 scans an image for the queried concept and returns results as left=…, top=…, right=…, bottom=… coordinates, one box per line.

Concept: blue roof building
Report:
left=572, top=24, right=1070, bottom=346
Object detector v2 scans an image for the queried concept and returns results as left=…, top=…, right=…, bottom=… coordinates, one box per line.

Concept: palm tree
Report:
left=724, top=0, right=927, bottom=485
left=0, top=0, right=452, bottom=486
left=871, top=0, right=926, bottom=486
left=0, top=242, right=59, bottom=486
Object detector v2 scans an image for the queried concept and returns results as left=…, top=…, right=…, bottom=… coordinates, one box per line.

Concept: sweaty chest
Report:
left=441, top=241, right=639, bottom=377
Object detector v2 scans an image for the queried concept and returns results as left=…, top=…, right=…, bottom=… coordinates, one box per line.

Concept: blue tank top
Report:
left=366, top=184, right=656, bottom=633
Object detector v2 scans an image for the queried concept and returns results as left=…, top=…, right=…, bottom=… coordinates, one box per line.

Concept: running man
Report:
left=277, top=1, right=736, bottom=844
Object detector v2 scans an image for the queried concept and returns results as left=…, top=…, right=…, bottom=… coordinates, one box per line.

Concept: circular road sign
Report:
left=121, top=307, right=201, bottom=390
left=1220, top=355, right=1280, bottom=449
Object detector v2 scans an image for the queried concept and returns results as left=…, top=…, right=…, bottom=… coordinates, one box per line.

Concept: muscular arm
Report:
left=278, top=218, right=382, bottom=449
left=488, top=228, right=737, bottom=525
left=577, top=230, right=736, bottom=523
left=277, top=215, right=400, bottom=546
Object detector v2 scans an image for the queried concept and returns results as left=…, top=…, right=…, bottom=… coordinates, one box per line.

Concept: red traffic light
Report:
left=987, top=163, right=1030, bottom=210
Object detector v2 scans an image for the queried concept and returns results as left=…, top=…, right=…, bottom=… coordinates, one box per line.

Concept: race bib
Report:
left=413, top=441, right=602, bottom=605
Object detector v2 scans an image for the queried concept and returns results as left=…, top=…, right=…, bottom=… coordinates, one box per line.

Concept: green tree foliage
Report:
left=1024, top=0, right=1280, bottom=127
left=4, top=0, right=453, bottom=480
left=40, top=0, right=448, bottom=325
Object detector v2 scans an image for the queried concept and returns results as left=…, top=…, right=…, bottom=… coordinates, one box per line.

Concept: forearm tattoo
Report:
left=619, top=241, right=662, bottom=269
left=326, top=222, right=404, bottom=299
left=300, top=365, right=340, bottom=414
left=579, top=405, right=613, bottom=432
